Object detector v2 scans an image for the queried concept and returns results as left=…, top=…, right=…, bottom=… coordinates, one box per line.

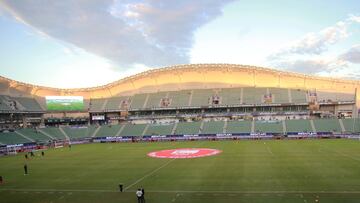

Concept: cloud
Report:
left=267, top=15, right=360, bottom=79
left=271, top=54, right=351, bottom=77
left=339, top=44, right=360, bottom=64
left=273, top=44, right=360, bottom=77
left=349, top=14, right=360, bottom=23
left=269, top=15, right=360, bottom=60
left=275, top=59, right=333, bottom=74
left=270, top=21, right=349, bottom=59
left=0, top=0, right=233, bottom=68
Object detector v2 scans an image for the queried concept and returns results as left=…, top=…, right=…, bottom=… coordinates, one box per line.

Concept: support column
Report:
left=354, top=88, right=359, bottom=118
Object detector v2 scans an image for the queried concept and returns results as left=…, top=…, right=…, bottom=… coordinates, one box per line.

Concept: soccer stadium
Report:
left=1, top=1, right=360, bottom=203
left=0, top=63, right=360, bottom=203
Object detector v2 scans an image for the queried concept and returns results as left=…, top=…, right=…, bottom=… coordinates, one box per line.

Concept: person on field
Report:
left=118, top=184, right=123, bottom=192
left=0, top=175, right=3, bottom=184
left=141, top=187, right=145, bottom=203
left=24, top=164, right=28, bottom=175
left=30, top=151, right=35, bottom=157
left=41, top=151, right=44, bottom=156
left=136, top=189, right=143, bottom=203
left=25, top=154, right=28, bottom=159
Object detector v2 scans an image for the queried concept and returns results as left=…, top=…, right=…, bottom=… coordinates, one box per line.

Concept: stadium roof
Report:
left=0, top=64, right=359, bottom=99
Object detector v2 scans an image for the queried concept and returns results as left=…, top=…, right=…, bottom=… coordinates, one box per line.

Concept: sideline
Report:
left=2, top=188, right=360, bottom=194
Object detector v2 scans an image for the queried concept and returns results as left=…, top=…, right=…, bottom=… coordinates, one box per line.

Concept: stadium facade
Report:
left=0, top=64, right=359, bottom=150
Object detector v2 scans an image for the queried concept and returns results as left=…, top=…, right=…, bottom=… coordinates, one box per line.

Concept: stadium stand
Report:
left=341, top=118, right=360, bottom=132
left=14, top=97, right=43, bottom=111
left=290, top=89, right=307, bottom=103
left=313, top=119, right=342, bottom=133
left=105, top=96, right=128, bottom=110
left=201, top=121, right=224, bottom=134
left=218, top=88, right=241, bottom=105
left=40, top=127, right=67, bottom=140
left=0, top=64, right=359, bottom=149
left=226, top=120, right=252, bottom=133
left=34, top=96, right=47, bottom=111
left=0, top=117, right=358, bottom=146
left=0, top=131, right=32, bottom=145
left=130, top=94, right=147, bottom=109
left=168, top=90, right=191, bottom=107
left=145, top=92, right=168, bottom=108
left=0, top=95, right=12, bottom=111
left=96, top=125, right=123, bottom=137
left=174, top=121, right=201, bottom=134
left=285, top=119, right=313, bottom=133
left=61, top=125, right=97, bottom=139
left=317, top=92, right=355, bottom=102
left=90, top=98, right=107, bottom=111
left=242, top=87, right=267, bottom=104
left=190, top=89, right=214, bottom=106
left=254, top=120, right=283, bottom=133
left=119, top=123, right=147, bottom=136
left=16, top=128, right=51, bottom=142
left=144, top=123, right=174, bottom=135
left=83, top=99, right=90, bottom=111
left=269, top=88, right=290, bottom=103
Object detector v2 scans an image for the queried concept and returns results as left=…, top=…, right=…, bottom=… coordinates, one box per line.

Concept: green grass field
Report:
left=1, top=139, right=360, bottom=203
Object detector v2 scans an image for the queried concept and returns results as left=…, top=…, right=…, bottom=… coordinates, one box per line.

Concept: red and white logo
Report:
left=147, top=148, right=222, bottom=159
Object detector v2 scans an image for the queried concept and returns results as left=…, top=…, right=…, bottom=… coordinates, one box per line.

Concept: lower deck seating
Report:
left=226, top=121, right=252, bottom=133
left=313, top=119, right=342, bottom=133
left=17, top=128, right=51, bottom=142
left=254, top=121, right=283, bottom=133
left=342, top=118, right=360, bottom=133
left=40, top=127, right=67, bottom=140
left=0, top=132, right=32, bottom=145
left=285, top=119, right=312, bottom=133
left=62, top=126, right=97, bottom=139
left=145, top=123, right=174, bottom=135
left=175, top=122, right=201, bottom=135
left=96, top=125, right=123, bottom=137
left=0, top=117, right=358, bottom=145
left=202, top=121, right=224, bottom=134
left=119, top=124, right=147, bottom=136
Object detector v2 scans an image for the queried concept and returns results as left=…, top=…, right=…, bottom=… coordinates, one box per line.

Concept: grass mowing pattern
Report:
left=1, top=139, right=360, bottom=202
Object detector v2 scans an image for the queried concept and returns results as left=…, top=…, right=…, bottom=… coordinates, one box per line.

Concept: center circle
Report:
left=147, top=148, right=222, bottom=159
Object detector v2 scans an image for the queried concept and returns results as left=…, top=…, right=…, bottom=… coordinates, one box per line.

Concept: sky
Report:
left=0, top=0, right=359, bottom=88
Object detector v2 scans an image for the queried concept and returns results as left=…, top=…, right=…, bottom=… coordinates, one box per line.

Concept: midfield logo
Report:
left=171, top=149, right=200, bottom=155
left=148, top=148, right=222, bottom=159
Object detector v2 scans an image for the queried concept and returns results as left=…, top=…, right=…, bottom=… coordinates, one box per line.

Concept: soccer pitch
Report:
left=1, top=139, right=360, bottom=203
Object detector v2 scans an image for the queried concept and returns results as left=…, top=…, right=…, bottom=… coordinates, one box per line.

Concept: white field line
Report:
left=124, top=141, right=206, bottom=191
left=171, top=193, right=181, bottom=202
left=267, top=147, right=274, bottom=156
left=0, top=188, right=117, bottom=193
left=2, top=188, right=360, bottom=194
left=124, top=158, right=176, bottom=191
